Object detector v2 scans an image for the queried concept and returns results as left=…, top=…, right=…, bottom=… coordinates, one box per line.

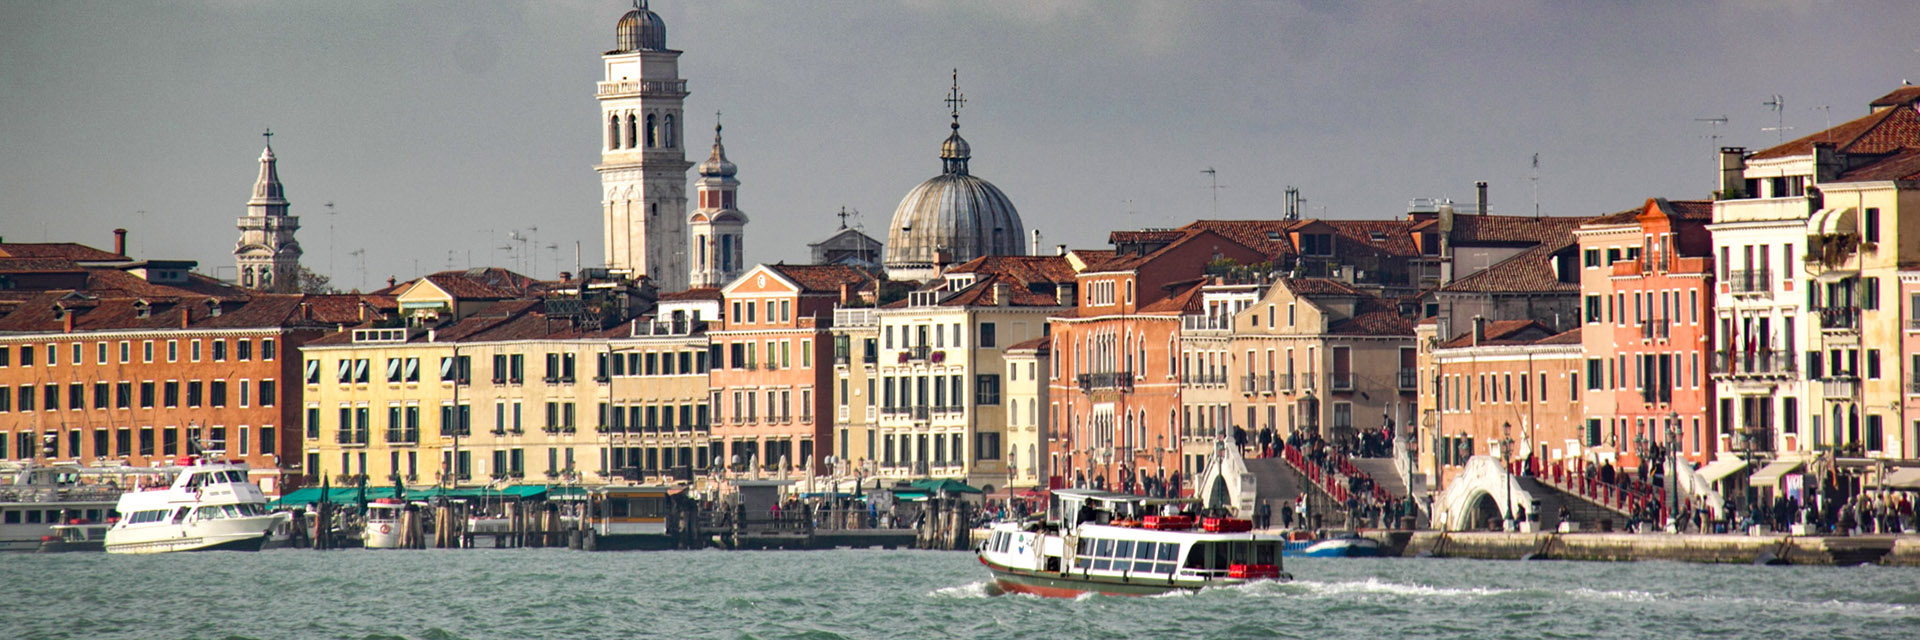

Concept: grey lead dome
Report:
left=884, top=124, right=1026, bottom=279
left=615, top=3, right=667, bottom=53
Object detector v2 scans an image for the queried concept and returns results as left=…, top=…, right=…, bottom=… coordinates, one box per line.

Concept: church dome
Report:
left=615, top=2, right=667, bottom=52
left=884, top=126, right=1026, bottom=279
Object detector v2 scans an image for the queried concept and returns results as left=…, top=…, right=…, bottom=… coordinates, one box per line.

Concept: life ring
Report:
left=377, top=523, right=392, bottom=535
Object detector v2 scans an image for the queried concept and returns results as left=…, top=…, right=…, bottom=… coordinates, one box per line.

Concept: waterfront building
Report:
left=1574, top=199, right=1718, bottom=470
left=232, top=137, right=302, bottom=293
left=1175, top=277, right=1258, bottom=477
left=1226, top=278, right=1417, bottom=450
left=1901, top=271, right=1920, bottom=461
left=299, top=270, right=699, bottom=488
left=0, top=236, right=385, bottom=493
left=872, top=255, right=1073, bottom=490
left=599, top=2, right=691, bottom=290
left=828, top=303, right=880, bottom=480
left=1048, top=230, right=1266, bottom=492
left=883, top=73, right=1026, bottom=282
left=709, top=264, right=872, bottom=476
left=688, top=122, right=747, bottom=289
left=1426, top=320, right=1583, bottom=490
left=1003, top=336, right=1050, bottom=490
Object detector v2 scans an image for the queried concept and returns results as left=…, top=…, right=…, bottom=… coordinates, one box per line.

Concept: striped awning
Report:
left=1880, top=467, right=1920, bottom=490
left=1808, top=206, right=1856, bottom=237
left=1696, top=458, right=1749, bottom=484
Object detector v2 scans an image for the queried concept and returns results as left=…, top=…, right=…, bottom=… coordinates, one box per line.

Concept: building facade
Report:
left=709, top=264, right=868, bottom=476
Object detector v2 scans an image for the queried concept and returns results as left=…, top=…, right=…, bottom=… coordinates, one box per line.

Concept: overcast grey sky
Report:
left=4, top=0, right=1917, bottom=290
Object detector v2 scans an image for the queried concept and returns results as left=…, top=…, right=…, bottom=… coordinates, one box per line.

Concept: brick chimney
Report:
left=992, top=282, right=1012, bottom=307
left=1471, top=315, right=1486, bottom=346
left=113, top=228, right=128, bottom=256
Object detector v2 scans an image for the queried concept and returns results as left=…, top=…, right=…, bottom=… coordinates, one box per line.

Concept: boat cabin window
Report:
left=171, top=507, right=190, bottom=524
left=1, top=510, right=17, bottom=524
left=600, top=495, right=666, bottom=519
left=1131, top=541, right=1157, bottom=573
left=26, top=509, right=43, bottom=524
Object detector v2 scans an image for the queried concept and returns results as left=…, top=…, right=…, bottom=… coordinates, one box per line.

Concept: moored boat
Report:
left=0, top=463, right=122, bottom=552
left=978, top=489, right=1290, bottom=598
left=362, top=498, right=406, bottom=549
left=104, top=457, right=290, bottom=554
left=1287, top=534, right=1387, bottom=558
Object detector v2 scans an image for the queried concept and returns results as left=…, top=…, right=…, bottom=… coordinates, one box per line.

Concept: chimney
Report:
left=60, top=307, right=74, bottom=333
left=1055, top=244, right=1068, bottom=257
left=1475, top=181, right=1488, bottom=216
left=839, top=283, right=854, bottom=306
left=180, top=307, right=191, bottom=329
left=1055, top=283, right=1074, bottom=307
left=993, top=282, right=1012, bottom=307
left=1471, top=315, right=1486, bottom=346
left=113, top=228, right=128, bottom=256
left=1718, top=147, right=1748, bottom=200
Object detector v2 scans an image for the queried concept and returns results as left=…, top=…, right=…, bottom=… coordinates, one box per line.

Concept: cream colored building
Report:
left=1003, top=337, right=1051, bottom=490
left=829, top=306, right=881, bottom=478
left=1228, top=278, right=1416, bottom=448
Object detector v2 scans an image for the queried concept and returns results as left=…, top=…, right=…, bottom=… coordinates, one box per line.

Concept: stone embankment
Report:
left=1365, top=531, right=1920, bottom=566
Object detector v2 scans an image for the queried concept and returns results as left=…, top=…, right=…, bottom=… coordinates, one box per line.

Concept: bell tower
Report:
left=598, top=1, right=691, bottom=290
left=234, top=129, right=302, bottom=292
left=689, top=117, right=747, bottom=289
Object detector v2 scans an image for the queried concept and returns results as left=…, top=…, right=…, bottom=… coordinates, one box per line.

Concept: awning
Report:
left=1880, top=467, right=1920, bottom=490
left=1749, top=459, right=1804, bottom=487
left=1809, top=206, right=1857, bottom=237
left=910, top=478, right=983, bottom=495
left=1696, top=458, right=1749, bottom=484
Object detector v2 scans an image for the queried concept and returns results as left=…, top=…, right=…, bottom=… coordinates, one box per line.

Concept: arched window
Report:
left=241, top=267, right=254, bottom=287
left=609, top=114, right=620, bottom=149
left=663, top=114, right=676, bottom=148
left=625, top=114, right=637, bottom=149
left=695, top=234, right=707, bottom=271
left=645, top=114, right=657, bottom=148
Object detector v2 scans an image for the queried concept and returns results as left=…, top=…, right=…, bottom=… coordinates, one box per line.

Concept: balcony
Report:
left=1077, top=371, right=1134, bottom=393
left=1277, top=373, right=1295, bottom=392
left=335, top=431, right=368, bottom=446
left=1181, top=315, right=1232, bottom=333
left=1821, top=377, right=1859, bottom=399
left=385, top=429, right=418, bottom=445
left=913, top=406, right=930, bottom=421
left=1179, top=372, right=1225, bottom=386
left=1710, top=351, right=1795, bottom=378
left=1397, top=368, right=1418, bottom=390
left=1818, top=307, right=1859, bottom=331
left=906, top=346, right=931, bottom=362
left=833, top=307, right=878, bottom=328
left=1910, top=379, right=1920, bottom=395
left=631, top=317, right=703, bottom=336
left=595, top=78, right=688, bottom=98
left=1727, top=268, right=1771, bottom=294
left=1330, top=373, right=1354, bottom=392
left=834, top=354, right=850, bottom=366
left=1299, top=373, right=1317, bottom=391
left=1640, top=320, right=1670, bottom=340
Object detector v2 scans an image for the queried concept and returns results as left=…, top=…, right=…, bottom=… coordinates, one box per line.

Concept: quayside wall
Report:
left=1391, top=531, right=1917, bottom=566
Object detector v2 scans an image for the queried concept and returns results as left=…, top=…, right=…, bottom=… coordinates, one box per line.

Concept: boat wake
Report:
left=1234, top=577, right=1512, bottom=600
left=929, top=580, right=1000, bottom=599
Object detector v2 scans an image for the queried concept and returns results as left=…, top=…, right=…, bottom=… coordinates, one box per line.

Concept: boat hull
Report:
left=105, top=514, right=287, bottom=555
left=982, top=557, right=1272, bottom=598
left=1290, top=538, right=1387, bottom=558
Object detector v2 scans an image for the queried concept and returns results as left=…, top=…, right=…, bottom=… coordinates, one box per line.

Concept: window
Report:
left=164, top=381, right=180, bottom=408
left=262, top=338, right=276, bottom=361
left=979, top=322, right=997, bottom=348
left=976, top=431, right=1001, bottom=461
left=976, top=374, right=1001, bottom=405
left=211, top=339, right=226, bottom=362
left=139, top=382, right=154, bottom=408
left=1585, top=295, right=1601, bottom=323
left=1867, top=349, right=1881, bottom=380
left=1865, top=207, right=1880, bottom=243
left=237, top=339, right=252, bottom=361
left=260, top=380, right=276, bottom=407
left=210, top=381, right=227, bottom=407
left=1864, top=277, right=1880, bottom=310
left=1583, top=248, right=1600, bottom=268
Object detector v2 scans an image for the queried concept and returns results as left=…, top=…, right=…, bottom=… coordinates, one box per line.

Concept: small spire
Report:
left=714, top=110, right=723, bottom=145
left=945, top=68, right=966, bottom=131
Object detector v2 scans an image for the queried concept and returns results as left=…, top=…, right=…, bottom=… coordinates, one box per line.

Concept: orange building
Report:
left=1048, top=230, right=1266, bottom=493
left=1426, top=320, right=1584, bottom=490
left=709, top=264, right=873, bottom=476
left=1575, top=198, right=1718, bottom=469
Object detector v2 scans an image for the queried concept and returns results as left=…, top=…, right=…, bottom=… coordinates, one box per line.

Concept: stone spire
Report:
left=689, top=113, right=746, bottom=289
left=235, top=129, right=302, bottom=292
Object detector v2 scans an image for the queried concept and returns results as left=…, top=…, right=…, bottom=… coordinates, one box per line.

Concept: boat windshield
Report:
left=192, top=503, right=267, bottom=520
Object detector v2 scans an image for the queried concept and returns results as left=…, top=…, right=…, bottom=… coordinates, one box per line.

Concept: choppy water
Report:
left=3, top=548, right=1915, bottom=639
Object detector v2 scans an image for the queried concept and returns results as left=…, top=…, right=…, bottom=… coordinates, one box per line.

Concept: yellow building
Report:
left=829, top=306, right=881, bottom=479
left=1003, top=336, right=1051, bottom=490
left=1228, top=278, right=1416, bottom=448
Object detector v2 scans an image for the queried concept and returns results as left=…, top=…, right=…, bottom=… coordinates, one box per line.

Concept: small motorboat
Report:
left=1286, top=534, right=1387, bottom=558
left=362, top=498, right=406, bottom=549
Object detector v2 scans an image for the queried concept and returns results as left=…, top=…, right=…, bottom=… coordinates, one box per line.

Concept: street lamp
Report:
left=1501, top=421, right=1513, bottom=531
left=1665, top=411, right=1682, bottom=531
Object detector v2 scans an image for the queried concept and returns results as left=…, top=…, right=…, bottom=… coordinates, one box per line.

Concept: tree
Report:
left=297, top=267, right=337, bottom=294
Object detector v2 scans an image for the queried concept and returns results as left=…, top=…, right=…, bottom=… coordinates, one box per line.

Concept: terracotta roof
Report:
left=1006, top=336, right=1051, bottom=352
left=1584, top=199, right=1713, bottom=228
left=0, top=242, right=126, bottom=261
left=1108, top=229, right=1187, bottom=246
left=1437, top=319, right=1556, bottom=348
left=661, top=287, right=724, bottom=301
left=1536, top=327, right=1583, bottom=345
left=1318, top=219, right=1420, bottom=257
left=1750, top=88, right=1920, bottom=161
left=1066, top=249, right=1123, bottom=272
left=1280, top=278, right=1362, bottom=298
left=0, top=257, right=89, bottom=273
left=0, top=292, right=390, bottom=334
left=942, top=255, right=1079, bottom=284
left=1327, top=300, right=1414, bottom=336
left=1448, top=215, right=1586, bottom=245
left=1835, top=148, right=1920, bottom=182
left=1085, top=229, right=1262, bottom=273
left=934, top=275, right=1063, bottom=307
left=1138, top=281, right=1205, bottom=314
left=1178, top=220, right=1301, bottom=262
left=767, top=264, right=874, bottom=294
left=418, top=268, right=542, bottom=300
left=1439, top=241, right=1576, bottom=294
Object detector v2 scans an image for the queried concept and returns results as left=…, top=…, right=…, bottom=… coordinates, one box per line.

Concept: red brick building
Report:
left=1048, top=230, right=1266, bottom=493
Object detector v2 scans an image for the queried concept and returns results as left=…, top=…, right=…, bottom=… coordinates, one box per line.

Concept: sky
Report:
left=3, top=0, right=1918, bottom=291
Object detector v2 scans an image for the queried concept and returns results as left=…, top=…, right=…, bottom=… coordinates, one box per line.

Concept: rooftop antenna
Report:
left=1809, top=104, right=1831, bottom=141
left=1283, top=187, right=1300, bottom=221
left=349, top=248, right=367, bottom=291
left=1201, top=167, right=1228, bottom=216
left=324, top=201, right=338, bottom=280
left=1761, top=95, right=1792, bottom=142
left=1695, top=116, right=1729, bottom=191
left=1529, top=153, right=1541, bottom=219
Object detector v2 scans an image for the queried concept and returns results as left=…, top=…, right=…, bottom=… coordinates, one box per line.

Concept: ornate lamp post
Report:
left=1665, top=411, right=1682, bottom=530
left=1501, top=421, right=1513, bottom=531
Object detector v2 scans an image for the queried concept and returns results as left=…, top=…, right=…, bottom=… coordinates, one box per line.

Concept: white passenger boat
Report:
left=0, top=463, right=122, bottom=552
left=362, top=498, right=405, bottom=549
left=104, top=457, right=289, bottom=554
left=977, top=489, right=1291, bottom=597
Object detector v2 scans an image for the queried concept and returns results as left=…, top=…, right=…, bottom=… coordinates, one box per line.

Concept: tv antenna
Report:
left=1695, top=116, right=1729, bottom=191
left=348, top=248, right=367, bottom=291
left=1529, top=153, right=1541, bottom=219
left=324, top=201, right=338, bottom=279
left=1761, top=95, right=1792, bottom=142
left=1201, top=167, right=1228, bottom=215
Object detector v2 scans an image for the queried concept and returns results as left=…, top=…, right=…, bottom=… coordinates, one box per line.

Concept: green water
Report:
left=3, top=548, right=1914, bottom=639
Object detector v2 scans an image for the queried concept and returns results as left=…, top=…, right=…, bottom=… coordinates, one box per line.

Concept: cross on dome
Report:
left=945, top=68, right=966, bottom=131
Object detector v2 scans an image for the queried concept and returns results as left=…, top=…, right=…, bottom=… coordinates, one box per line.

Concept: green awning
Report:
left=910, top=479, right=983, bottom=495
left=268, top=487, right=399, bottom=508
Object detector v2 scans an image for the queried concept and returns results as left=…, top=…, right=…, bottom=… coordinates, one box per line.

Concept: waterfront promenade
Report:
left=1364, top=530, right=1920, bottom=566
